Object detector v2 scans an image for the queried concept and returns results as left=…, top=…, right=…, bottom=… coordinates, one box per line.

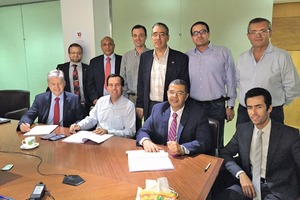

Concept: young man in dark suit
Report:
left=216, top=87, right=300, bottom=200
left=136, top=79, right=211, bottom=156
left=18, top=69, right=84, bottom=132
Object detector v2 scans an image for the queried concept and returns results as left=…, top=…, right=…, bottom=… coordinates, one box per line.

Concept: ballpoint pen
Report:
left=204, top=163, right=211, bottom=172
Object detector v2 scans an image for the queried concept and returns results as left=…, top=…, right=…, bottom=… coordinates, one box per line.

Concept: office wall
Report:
left=0, top=1, right=64, bottom=101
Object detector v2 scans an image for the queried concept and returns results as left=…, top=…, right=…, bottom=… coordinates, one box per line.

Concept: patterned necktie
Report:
left=53, top=97, right=60, bottom=125
left=168, top=113, right=178, bottom=141
left=72, top=64, right=80, bottom=98
left=105, top=57, right=111, bottom=90
left=252, top=130, right=263, bottom=200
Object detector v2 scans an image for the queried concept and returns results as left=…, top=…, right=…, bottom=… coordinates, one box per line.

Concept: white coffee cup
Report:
left=22, top=136, right=36, bottom=146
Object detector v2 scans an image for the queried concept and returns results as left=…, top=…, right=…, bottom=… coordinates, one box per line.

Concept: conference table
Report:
left=0, top=120, right=223, bottom=200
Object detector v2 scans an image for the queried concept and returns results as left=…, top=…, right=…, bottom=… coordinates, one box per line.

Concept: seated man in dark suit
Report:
left=18, top=69, right=84, bottom=132
left=136, top=79, right=211, bottom=156
left=215, top=87, right=300, bottom=200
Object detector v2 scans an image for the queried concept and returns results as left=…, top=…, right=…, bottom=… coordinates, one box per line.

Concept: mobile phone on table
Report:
left=49, top=134, right=66, bottom=141
left=2, top=164, right=14, bottom=171
left=40, top=132, right=57, bottom=140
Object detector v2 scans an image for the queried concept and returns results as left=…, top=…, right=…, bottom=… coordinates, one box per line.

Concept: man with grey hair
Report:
left=18, top=69, right=84, bottom=132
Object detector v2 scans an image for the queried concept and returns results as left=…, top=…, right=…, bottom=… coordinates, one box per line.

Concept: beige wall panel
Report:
left=273, top=2, right=300, bottom=18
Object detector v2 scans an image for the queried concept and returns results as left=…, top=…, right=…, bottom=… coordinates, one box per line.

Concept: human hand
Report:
left=226, top=107, right=235, bottom=122
left=167, top=141, right=183, bottom=155
left=239, top=172, right=257, bottom=198
left=136, top=108, right=144, bottom=120
left=93, top=127, right=108, bottom=135
left=69, top=124, right=80, bottom=134
left=20, top=123, right=31, bottom=133
left=142, top=139, right=162, bottom=152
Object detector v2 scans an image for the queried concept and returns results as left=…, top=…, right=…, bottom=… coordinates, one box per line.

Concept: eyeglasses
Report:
left=168, top=90, right=186, bottom=96
left=248, top=29, right=270, bottom=35
left=192, top=29, right=208, bottom=36
left=151, top=32, right=167, bottom=37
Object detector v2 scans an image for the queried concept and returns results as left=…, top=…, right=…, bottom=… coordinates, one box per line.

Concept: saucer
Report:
left=20, top=142, right=39, bottom=150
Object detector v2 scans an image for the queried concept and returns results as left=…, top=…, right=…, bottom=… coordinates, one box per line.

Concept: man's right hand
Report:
left=20, top=123, right=31, bottom=133
left=69, top=124, right=81, bottom=134
left=142, top=139, right=162, bottom=152
left=239, top=172, right=257, bottom=198
left=136, top=108, right=144, bottom=120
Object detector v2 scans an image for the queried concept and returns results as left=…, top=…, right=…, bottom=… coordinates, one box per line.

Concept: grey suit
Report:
left=220, top=120, right=300, bottom=200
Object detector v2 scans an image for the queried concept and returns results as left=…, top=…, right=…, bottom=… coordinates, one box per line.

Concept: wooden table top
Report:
left=0, top=120, right=223, bottom=200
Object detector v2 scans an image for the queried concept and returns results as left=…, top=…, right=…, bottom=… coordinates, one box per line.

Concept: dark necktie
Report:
left=53, top=97, right=60, bottom=125
left=72, top=64, right=80, bottom=98
left=168, top=113, right=178, bottom=141
left=105, top=57, right=111, bottom=90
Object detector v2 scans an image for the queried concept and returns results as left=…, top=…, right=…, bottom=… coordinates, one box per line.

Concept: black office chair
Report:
left=0, top=90, right=30, bottom=120
left=208, top=117, right=220, bottom=157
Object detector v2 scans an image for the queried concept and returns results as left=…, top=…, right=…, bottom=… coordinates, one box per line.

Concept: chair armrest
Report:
left=5, top=108, right=28, bottom=120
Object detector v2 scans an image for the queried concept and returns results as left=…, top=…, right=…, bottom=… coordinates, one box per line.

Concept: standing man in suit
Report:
left=216, top=87, right=300, bottom=200
left=56, top=43, right=90, bottom=115
left=120, top=24, right=150, bottom=131
left=18, top=69, right=84, bottom=132
left=136, top=22, right=190, bottom=121
left=136, top=79, right=211, bottom=156
left=87, top=36, right=122, bottom=106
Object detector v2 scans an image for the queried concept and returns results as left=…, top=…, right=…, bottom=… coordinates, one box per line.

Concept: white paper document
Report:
left=126, top=150, right=174, bottom=172
left=24, top=125, right=58, bottom=136
left=62, top=131, right=113, bottom=144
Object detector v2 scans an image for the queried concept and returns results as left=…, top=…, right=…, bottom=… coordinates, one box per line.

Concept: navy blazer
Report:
left=87, top=54, right=122, bottom=102
left=17, top=91, right=84, bottom=130
left=136, top=100, right=211, bottom=156
left=136, top=48, right=190, bottom=120
left=220, top=121, right=300, bottom=199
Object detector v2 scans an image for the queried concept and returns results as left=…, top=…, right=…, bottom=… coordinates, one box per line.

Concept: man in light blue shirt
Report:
left=236, top=17, right=300, bottom=125
left=186, top=21, right=237, bottom=148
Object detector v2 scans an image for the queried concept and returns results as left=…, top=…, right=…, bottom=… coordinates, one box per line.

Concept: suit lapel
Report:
left=43, top=92, right=51, bottom=123
left=266, top=121, right=282, bottom=171
left=242, top=122, right=254, bottom=173
left=162, top=106, right=171, bottom=144
left=63, top=92, right=68, bottom=122
left=177, top=104, right=189, bottom=141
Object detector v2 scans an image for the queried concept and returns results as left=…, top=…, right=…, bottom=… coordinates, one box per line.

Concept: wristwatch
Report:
left=226, top=106, right=234, bottom=110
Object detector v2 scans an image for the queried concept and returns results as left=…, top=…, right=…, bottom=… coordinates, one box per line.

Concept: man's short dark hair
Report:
left=106, top=74, right=124, bottom=87
left=244, top=87, right=272, bottom=110
left=131, top=25, right=147, bottom=36
left=247, top=18, right=272, bottom=33
left=68, top=43, right=83, bottom=53
left=152, top=22, right=169, bottom=35
left=169, top=79, right=189, bottom=93
left=190, top=21, right=210, bottom=36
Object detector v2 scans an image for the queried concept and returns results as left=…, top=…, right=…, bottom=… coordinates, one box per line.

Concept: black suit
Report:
left=87, top=54, right=122, bottom=102
left=56, top=62, right=91, bottom=112
left=136, top=48, right=190, bottom=120
left=219, top=121, right=300, bottom=200
left=17, top=91, right=84, bottom=130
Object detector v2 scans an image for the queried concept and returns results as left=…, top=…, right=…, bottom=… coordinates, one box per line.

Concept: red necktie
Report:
left=168, top=113, right=178, bottom=141
left=53, top=97, right=60, bottom=125
left=105, top=57, right=111, bottom=90
left=72, top=64, right=80, bottom=98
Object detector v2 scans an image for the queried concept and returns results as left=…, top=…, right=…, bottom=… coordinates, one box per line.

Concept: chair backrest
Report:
left=0, top=90, right=30, bottom=118
left=208, top=117, right=220, bottom=156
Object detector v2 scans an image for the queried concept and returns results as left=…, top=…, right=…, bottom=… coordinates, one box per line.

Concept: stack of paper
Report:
left=126, top=150, right=174, bottom=172
left=24, top=125, right=58, bottom=136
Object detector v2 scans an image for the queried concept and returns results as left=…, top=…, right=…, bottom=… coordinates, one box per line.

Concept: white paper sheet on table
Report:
left=24, top=125, right=58, bottom=136
left=126, top=150, right=174, bottom=172
left=62, top=131, right=113, bottom=144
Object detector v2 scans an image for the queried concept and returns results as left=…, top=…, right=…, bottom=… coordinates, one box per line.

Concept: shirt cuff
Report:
left=181, top=145, right=190, bottom=155
left=139, top=137, right=150, bottom=146
left=236, top=170, right=245, bottom=179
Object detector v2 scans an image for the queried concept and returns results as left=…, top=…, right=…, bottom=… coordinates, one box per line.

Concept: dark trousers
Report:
left=194, top=99, right=226, bottom=148
left=236, top=104, right=284, bottom=127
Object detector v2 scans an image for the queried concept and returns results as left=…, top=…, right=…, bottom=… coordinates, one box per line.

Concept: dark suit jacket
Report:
left=220, top=121, right=300, bottom=200
left=87, top=54, right=122, bottom=102
left=136, top=48, right=190, bottom=120
left=17, top=91, right=84, bottom=130
left=136, top=99, right=211, bottom=156
left=56, top=62, right=92, bottom=110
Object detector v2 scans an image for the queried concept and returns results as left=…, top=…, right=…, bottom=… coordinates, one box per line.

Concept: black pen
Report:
left=204, top=163, right=211, bottom=172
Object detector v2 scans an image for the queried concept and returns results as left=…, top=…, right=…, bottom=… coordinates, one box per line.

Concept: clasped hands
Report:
left=142, top=139, right=184, bottom=156
left=69, top=124, right=108, bottom=135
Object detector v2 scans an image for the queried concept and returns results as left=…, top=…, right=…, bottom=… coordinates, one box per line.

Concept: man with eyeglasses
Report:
left=120, top=25, right=150, bottom=131
left=136, top=22, right=190, bottom=122
left=56, top=43, right=91, bottom=115
left=186, top=21, right=237, bottom=149
left=136, top=79, right=211, bottom=156
left=236, top=17, right=300, bottom=126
